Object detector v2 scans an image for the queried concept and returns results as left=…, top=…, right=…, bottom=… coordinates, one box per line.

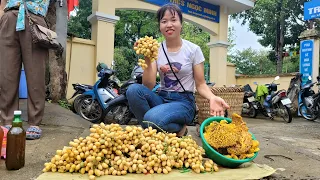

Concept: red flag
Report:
left=67, top=0, right=79, bottom=18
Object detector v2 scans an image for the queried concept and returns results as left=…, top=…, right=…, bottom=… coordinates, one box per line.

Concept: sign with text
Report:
left=304, top=0, right=320, bottom=20
left=300, top=40, right=314, bottom=84
left=144, top=0, right=220, bottom=23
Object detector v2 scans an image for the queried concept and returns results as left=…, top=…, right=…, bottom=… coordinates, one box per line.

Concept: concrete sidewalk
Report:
left=0, top=100, right=320, bottom=180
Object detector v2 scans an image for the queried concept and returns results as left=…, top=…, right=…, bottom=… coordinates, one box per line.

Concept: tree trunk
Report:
left=278, top=16, right=285, bottom=73
left=276, top=0, right=284, bottom=74
left=45, top=1, right=68, bottom=102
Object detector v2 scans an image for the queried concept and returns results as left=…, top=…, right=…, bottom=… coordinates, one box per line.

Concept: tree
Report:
left=227, top=25, right=237, bottom=62
left=67, top=0, right=92, bottom=39
left=45, top=0, right=68, bottom=102
left=114, top=47, right=138, bottom=81
left=114, top=10, right=160, bottom=48
left=229, top=48, right=276, bottom=75
left=231, top=0, right=307, bottom=73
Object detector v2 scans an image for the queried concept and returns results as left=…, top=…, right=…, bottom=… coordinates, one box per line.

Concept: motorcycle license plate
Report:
left=248, top=96, right=255, bottom=102
left=281, top=98, right=292, bottom=105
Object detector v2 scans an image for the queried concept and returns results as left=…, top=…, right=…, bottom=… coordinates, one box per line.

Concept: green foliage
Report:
left=113, top=47, right=137, bottom=81
left=67, top=0, right=92, bottom=39
left=229, top=48, right=276, bottom=75
left=58, top=100, right=71, bottom=110
left=114, top=10, right=160, bottom=48
left=227, top=25, right=237, bottom=62
left=282, top=56, right=300, bottom=73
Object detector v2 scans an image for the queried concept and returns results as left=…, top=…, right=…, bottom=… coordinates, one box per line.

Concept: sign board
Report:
left=300, top=39, right=314, bottom=84
left=298, top=39, right=314, bottom=116
left=304, top=0, right=320, bottom=20
left=144, top=0, right=220, bottom=23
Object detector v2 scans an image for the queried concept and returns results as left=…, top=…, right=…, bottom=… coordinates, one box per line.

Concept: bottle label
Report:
left=1, top=127, right=8, bottom=159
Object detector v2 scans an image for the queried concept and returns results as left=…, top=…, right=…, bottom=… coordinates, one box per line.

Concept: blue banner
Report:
left=300, top=40, right=314, bottom=85
left=144, top=0, right=220, bottom=23
left=304, top=0, right=320, bottom=20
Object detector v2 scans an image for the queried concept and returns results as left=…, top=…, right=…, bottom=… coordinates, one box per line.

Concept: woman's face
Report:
left=159, top=10, right=182, bottom=40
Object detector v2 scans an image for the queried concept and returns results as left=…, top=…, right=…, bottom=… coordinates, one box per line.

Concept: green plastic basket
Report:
left=200, top=116, right=259, bottom=168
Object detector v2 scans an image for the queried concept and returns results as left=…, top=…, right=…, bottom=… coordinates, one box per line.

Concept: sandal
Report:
left=26, top=126, right=42, bottom=140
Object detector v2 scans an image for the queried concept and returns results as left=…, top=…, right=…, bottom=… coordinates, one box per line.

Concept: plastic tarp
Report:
left=37, top=162, right=278, bottom=180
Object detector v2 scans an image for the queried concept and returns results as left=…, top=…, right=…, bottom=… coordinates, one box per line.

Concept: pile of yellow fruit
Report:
left=204, top=114, right=260, bottom=160
left=43, top=123, right=219, bottom=180
left=134, top=36, right=160, bottom=70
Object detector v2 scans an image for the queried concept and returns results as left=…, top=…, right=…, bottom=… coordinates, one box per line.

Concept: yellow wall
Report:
left=66, top=38, right=96, bottom=100
left=236, top=74, right=296, bottom=91
left=226, top=62, right=237, bottom=85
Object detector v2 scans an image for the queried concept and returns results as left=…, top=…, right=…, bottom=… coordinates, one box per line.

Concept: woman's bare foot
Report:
left=177, top=125, right=188, bottom=137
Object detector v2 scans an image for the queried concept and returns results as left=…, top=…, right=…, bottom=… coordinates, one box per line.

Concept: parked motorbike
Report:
left=287, top=73, right=302, bottom=104
left=263, top=76, right=293, bottom=123
left=241, top=84, right=258, bottom=118
left=298, top=75, right=320, bottom=121
left=69, top=83, right=93, bottom=114
left=253, top=76, right=293, bottom=123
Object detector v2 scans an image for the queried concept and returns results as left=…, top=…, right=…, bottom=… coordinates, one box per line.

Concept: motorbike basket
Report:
left=195, top=86, right=245, bottom=125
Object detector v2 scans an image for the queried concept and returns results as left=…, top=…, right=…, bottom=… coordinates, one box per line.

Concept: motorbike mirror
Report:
left=308, top=76, right=312, bottom=80
left=274, top=76, right=280, bottom=81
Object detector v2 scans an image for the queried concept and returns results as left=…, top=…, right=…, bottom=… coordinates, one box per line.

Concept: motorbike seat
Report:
left=86, top=85, right=93, bottom=89
left=244, top=91, right=255, bottom=97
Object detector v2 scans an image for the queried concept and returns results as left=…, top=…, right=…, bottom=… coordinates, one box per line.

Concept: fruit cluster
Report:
left=134, top=36, right=160, bottom=70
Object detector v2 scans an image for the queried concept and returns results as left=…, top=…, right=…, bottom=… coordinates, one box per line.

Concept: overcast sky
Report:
left=228, top=19, right=270, bottom=52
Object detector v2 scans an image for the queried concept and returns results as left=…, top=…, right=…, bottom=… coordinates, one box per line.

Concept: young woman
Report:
left=126, top=4, right=229, bottom=136
left=0, top=0, right=51, bottom=140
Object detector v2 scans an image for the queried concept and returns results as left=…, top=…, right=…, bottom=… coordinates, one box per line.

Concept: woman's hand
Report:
left=209, top=96, right=230, bottom=117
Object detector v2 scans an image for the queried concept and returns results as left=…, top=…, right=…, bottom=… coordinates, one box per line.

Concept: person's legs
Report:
left=20, top=14, right=48, bottom=139
left=126, top=84, right=164, bottom=128
left=0, top=11, right=22, bottom=127
left=143, top=101, right=195, bottom=134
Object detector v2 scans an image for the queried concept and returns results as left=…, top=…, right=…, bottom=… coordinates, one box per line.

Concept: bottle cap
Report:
left=14, top=111, right=22, bottom=115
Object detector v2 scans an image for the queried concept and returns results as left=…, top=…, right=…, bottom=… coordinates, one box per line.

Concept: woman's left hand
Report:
left=209, top=96, right=230, bottom=116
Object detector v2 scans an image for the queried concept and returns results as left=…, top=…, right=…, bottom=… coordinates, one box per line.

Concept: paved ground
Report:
left=0, top=100, right=320, bottom=180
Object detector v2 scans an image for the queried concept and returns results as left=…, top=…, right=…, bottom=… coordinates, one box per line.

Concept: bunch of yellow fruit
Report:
left=43, top=123, right=219, bottom=180
left=134, top=36, right=160, bottom=70
left=204, top=116, right=260, bottom=160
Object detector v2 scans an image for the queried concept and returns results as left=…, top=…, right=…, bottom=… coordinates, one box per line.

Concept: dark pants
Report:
left=0, top=10, right=48, bottom=126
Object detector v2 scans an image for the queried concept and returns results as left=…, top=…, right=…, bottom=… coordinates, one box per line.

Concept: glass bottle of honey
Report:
left=5, top=111, right=26, bottom=170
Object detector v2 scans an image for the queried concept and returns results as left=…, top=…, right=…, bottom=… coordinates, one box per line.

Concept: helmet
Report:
left=96, top=62, right=108, bottom=72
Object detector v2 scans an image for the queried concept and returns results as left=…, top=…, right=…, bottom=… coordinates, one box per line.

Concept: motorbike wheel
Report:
left=278, top=103, right=293, bottom=123
left=298, top=104, right=318, bottom=121
left=248, top=105, right=258, bottom=118
left=104, top=104, right=132, bottom=125
left=78, top=96, right=105, bottom=123
left=71, top=95, right=84, bottom=114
